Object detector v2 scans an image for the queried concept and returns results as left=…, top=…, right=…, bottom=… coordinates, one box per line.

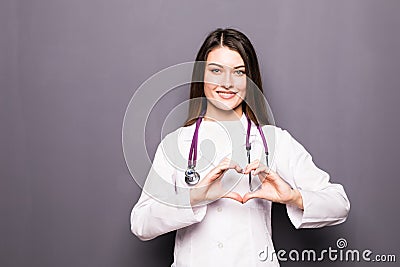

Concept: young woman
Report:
left=130, top=28, right=350, bottom=266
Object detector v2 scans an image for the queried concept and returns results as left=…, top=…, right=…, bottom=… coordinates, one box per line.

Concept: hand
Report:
left=190, top=157, right=243, bottom=206
left=242, top=159, right=304, bottom=210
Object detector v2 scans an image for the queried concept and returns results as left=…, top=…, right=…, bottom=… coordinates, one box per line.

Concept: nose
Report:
left=221, top=72, right=233, bottom=89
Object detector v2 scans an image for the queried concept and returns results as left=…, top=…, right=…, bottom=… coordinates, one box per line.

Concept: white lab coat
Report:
left=130, top=113, right=350, bottom=267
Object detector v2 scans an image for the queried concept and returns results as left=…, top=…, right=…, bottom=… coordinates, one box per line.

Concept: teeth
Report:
left=217, top=91, right=236, bottom=99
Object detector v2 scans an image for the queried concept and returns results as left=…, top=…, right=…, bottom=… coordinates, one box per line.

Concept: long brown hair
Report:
left=183, top=28, right=270, bottom=127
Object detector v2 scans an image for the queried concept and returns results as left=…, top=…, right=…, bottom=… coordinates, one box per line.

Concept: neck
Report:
left=204, top=104, right=243, bottom=122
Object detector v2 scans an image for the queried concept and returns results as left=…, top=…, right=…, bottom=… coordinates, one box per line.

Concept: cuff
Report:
left=171, top=187, right=207, bottom=223
left=286, top=189, right=308, bottom=229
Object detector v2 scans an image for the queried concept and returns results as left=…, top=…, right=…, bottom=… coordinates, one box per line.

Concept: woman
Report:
left=130, top=28, right=350, bottom=266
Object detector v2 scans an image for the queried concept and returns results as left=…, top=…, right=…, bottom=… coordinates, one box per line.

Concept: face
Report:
left=203, top=46, right=246, bottom=115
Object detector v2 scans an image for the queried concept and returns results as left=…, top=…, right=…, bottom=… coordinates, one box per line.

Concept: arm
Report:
left=130, top=135, right=207, bottom=241
left=276, top=128, right=351, bottom=229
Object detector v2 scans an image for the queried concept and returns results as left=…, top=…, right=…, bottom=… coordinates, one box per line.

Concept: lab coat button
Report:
left=217, top=207, right=222, bottom=212
left=217, top=242, right=223, bottom=248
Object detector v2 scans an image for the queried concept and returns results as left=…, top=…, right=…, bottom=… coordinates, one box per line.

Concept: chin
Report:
left=207, top=99, right=242, bottom=112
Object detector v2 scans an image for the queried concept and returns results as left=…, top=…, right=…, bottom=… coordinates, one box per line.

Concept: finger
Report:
left=228, top=162, right=243, bottom=173
left=252, top=169, right=264, bottom=183
left=242, top=190, right=264, bottom=203
left=216, top=158, right=233, bottom=171
left=243, top=160, right=262, bottom=174
left=256, top=167, right=276, bottom=182
left=222, top=191, right=243, bottom=203
left=219, top=159, right=243, bottom=173
left=252, top=166, right=273, bottom=182
left=243, top=163, right=257, bottom=174
left=206, top=161, right=241, bottom=183
left=200, top=166, right=225, bottom=184
left=207, top=168, right=228, bottom=182
left=252, top=165, right=267, bottom=176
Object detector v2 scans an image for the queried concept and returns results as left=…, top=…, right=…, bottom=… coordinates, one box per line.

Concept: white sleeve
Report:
left=130, top=134, right=207, bottom=241
left=274, top=127, right=350, bottom=229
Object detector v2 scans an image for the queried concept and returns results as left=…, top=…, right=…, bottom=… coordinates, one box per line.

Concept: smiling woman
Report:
left=130, top=28, right=350, bottom=267
left=203, top=47, right=247, bottom=118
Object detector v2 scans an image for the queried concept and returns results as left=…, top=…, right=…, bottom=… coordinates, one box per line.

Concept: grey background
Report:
left=1, top=0, right=399, bottom=266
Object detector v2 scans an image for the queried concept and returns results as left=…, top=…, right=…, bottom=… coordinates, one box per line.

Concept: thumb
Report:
left=222, top=191, right=243, bottom=203
left=242, top=190, right=263, bottom=203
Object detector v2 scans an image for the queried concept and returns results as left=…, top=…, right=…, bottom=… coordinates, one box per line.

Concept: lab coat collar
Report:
left=181, top=112, right=256, bottom=141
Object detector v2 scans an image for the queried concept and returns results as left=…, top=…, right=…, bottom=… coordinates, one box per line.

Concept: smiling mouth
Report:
left=216, top=91, right=237, bottom=99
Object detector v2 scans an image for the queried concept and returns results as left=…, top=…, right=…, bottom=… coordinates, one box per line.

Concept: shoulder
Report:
left=158, top=124, right=196, bottom=147
left=260, top=124, right=305, bottom=153
left=262, top=124, right=311, bottom=159
left=260, top=124, right=293, bottom=141
left=151, top=125, right=195, bottom=169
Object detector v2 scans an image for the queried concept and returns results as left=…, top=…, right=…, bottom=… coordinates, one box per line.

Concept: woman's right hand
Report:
left=189, top=157, right=243, bottom=206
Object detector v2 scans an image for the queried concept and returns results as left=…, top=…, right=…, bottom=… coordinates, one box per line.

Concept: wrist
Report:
left=289, top=189, right=304, bottom=210
left=189, top=188, right=203, bottom=207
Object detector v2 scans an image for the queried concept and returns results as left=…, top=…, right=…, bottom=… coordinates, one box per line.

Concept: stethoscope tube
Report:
left=185, top=112, right=269, bottom=190
left=245, top=116, right=269, bottom=191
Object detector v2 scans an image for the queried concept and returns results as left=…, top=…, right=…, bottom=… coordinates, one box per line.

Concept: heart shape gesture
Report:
left=242, top=159, right=304, bottom=209
left=189, top=158, right=303, bottom=210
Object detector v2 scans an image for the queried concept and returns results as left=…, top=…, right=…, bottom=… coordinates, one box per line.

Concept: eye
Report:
left=234, top=69, right=245, bottom=76
left=210, top=68, right=221, bottom=74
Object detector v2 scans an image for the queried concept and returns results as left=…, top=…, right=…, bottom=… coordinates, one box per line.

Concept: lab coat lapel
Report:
left=181, top=113, right=256, bottom=142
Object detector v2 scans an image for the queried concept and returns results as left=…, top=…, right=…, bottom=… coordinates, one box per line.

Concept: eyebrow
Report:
left=207, top=63, right=245, bottom=69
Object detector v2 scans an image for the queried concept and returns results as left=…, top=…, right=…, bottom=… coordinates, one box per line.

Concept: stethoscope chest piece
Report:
left=185, top=166, right=200, bottom=186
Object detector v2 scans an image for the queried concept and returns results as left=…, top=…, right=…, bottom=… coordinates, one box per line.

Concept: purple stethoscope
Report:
left=185, top=111, right=269, bottom=191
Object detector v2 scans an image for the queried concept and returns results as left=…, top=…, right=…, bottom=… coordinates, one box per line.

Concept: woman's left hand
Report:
left=242, top=159, right=304, bottom=210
